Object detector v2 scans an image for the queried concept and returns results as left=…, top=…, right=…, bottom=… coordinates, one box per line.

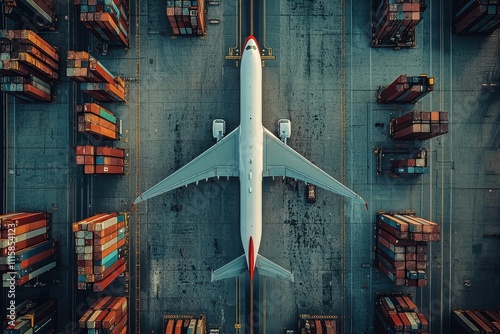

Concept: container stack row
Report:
left=454, top=0, right=500, bottom=34
left=75, top=0, right=129, bottom=47
left=76, top=103, right=119, bottom=140
left=376, top=212, right=440, bottom=286
left=297, top=316, right=337, bottom=334
left=377, top=74, right=434, bottom=104
left=452, top=309, right=500, bottom=333
left=166, top=1, right=206, bottom=36
left=78, top=296, right=128, bottom=333
left=372, top=0, right=426, bottom=48
left=0, top=213, right=57, bottom=287
left=0, top=30, right=59, bottom=102
left=73, top=213, right=128, bottom=291
left=76, top=145, right=126, bottom=174
left=390, top=111, right=449, bottom=141
left=4, top=299, right=57, bottom=334
left=390, top=146, right=429, bottom=175
left=66, top=51, right=126, bottom=102
left=375, top=294, right=429, bottom=334
left=163, top=316, right=206, bottom=334
left=3, top=0, right=56, bottom=30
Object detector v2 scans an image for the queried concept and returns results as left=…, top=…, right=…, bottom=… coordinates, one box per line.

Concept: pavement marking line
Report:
left=134, top=0, right=142, bottom=330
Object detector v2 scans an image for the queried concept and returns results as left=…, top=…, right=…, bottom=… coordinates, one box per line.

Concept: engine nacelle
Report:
left=278, top=119, right=291, bottom=144
left=212, top=119, right=226, bottom=142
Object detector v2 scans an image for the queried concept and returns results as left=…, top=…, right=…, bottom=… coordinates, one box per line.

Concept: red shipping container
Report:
left=96, top=147, right=125, bottom=158
left=2, top=213, right=47, bottom=229
left=95, top=165, right=124, bottom=174
left=85, top=156, right=95, bottom=165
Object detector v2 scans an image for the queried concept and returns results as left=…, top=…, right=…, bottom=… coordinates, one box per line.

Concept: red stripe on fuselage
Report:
left=249, top=236, right=255, bottom=280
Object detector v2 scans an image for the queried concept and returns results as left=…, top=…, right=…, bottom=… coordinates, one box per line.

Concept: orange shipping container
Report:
left=82, top=113, right=117, bottom=131
left=76, top=145, right=95, bottom=155
left=92, top=262, right=126, bottom=292
left=76, top=155, right=85, bottom=165
left=84, top=165, right=95, bottom=174
left=79, top=121, right=117, bottom=140
left=2, top=212, right=47, bottom=229
left=1, top=219, right=46, bottom=237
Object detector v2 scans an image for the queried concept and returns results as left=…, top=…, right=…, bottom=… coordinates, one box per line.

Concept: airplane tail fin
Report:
left=256, top=254, right=294, bottom=282
left=211, top=254, right=247, bottom=282
left=211, top=254, right=294, bottom=282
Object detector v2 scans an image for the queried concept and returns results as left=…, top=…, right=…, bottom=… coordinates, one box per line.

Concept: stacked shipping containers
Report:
left=392, top=146, right=429, bottom=175
left=454, top=0, right=500, bottom=34
left=372, top=0, right=427, bottom=48
left=163, top=316, right=206, bottom=334
left=391, top=110, right=449, bottom=141
left=3, top=299, right=57, bottom=334
left=375, top=294, right=429, bottom=334
left=0, top=213, right=57, bottom=287
left=0, top=30, right=59, bottom=102
left=375, top=147, right=429, bottom=175
left=166, top=1, right=206, bottom=36
left=377, top=74, right=434, bottom=104
left=3, top=0, right=56, bottom=30
left=67, top=51, right=126, bottom=102
left=376, top=212, right=440, bottom=286
left=452, top=309, right=500, bottom=333
left=297, top=315, right=338, bottom=334
left=73, top=213, right=127, bottom=291
left=76, top=145, right=126, bottom=174
left=76, top=103, right=119, bottom=140
left=75, top=0, right=129, bottom=46
left=78, top=296, right=128, bottom=333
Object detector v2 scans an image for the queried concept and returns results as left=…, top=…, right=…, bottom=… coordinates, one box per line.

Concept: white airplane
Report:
left=134, top=35, right=366, bottom=282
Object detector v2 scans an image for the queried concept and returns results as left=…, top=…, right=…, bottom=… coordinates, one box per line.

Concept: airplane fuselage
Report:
left=239, top=36, right=263, bottom=280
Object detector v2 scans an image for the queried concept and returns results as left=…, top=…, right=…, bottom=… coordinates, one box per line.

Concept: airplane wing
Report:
left=134, top=126, right=240, bottom=204
left=262, top=127, right=365, bottom=204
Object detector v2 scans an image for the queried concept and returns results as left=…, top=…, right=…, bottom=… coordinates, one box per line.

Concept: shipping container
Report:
left=375, top=293, right=429, bottom=334
left=166, top=0, right=206, bottom=36
left=73, top=213, right=128, bottom=291
left=0, top=30, right=59, bottom=102
left=4, top=299, right=57, bottom=334
left=372, top=0, right=427, bottom=48
left=2, top=0, right=55, bottom=29
left=67, top=51, right=127, bottom=102
left=76, top=145, right=126, bottom=174
left=375, top=212, right=439, bottom=286
left=377, top=74, right=434, bottom=104
left=454, top=1, right=500, bottom=34
left=79, top=103, right=117, bottom=123
left=79, top=9, right=129, bottom=47
left=390, top=111, right=449, bottom=140
left=78, top=297, right=128, bottom=332
left=297, top=315, right=338, bottom=333
left=375, top=147, right=428, bottom=176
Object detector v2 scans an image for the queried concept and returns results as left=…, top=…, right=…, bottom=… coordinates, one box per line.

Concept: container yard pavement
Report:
left=4, top=0, right=500, bottom=333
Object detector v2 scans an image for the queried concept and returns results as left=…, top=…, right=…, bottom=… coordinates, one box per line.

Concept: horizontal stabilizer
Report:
left=211, top=254, right=247, bottom=282
left=256, top=254, right=294, bottom=282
